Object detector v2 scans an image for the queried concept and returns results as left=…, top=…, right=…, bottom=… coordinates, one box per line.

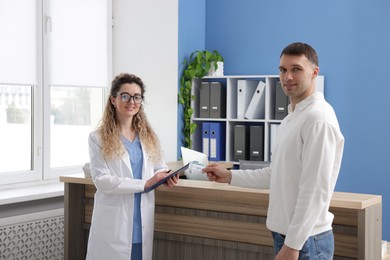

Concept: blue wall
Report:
left=178, top=0, right=206, bottom=158
left=179, top=0, right=390, bottom=240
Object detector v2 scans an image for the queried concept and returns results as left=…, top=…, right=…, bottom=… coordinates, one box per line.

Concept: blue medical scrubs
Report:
left=123, top=135, right=143, bottom=260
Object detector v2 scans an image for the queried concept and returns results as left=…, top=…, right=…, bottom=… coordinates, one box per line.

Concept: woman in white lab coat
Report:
left=86, top=73, right=177, bottom=260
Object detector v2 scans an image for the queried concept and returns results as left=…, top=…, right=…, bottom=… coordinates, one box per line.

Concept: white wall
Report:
left=112, top=0, right=178, bottom=161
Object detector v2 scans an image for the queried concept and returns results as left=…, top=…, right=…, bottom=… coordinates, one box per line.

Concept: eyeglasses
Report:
left=118, top=92, right=144, bottom=104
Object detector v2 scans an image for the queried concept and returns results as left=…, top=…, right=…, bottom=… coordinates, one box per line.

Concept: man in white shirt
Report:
left=203, top=42, right=344, bottom=260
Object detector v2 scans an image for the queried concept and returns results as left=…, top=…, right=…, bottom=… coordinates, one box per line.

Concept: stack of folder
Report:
left=236, top=80, right=266, bottom=120
left=199, top=82, right=226, bottom=118
left=202, top=122, right=225, bottom=161
left=233, top=124, right=264, bottom=162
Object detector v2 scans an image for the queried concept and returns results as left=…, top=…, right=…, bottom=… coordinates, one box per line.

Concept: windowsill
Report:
left=0, top=182, right=64, bottom=206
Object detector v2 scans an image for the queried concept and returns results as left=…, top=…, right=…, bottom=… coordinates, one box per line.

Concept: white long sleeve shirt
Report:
left=231, top=92, right=344, bottom=250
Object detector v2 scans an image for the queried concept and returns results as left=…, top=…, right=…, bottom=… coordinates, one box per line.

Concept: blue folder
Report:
left=209, top=122, right=225, bottom=161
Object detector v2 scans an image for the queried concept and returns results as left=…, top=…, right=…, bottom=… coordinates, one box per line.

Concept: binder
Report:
left=202, top=122, right=210, bottom=157
left=249, top=125, right=264, bottom=161
left=234, top=125, right=249, bottom=161
left=237, top=80, right=258, bottom=119
left=244, top=81, right=266, bottom=119
left=209, top=82, right=226, bottom=118
left=199, top=82, right=210, bottom=118
left=275, top=81, right=289, bottom=120
left=209, top=122, right=225, bottom=161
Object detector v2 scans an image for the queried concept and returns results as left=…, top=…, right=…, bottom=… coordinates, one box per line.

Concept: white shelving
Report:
left=191, top=75, right=324, bottom=164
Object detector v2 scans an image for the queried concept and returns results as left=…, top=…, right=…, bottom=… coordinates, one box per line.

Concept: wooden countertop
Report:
left=59, top=161, right=232, bottom=185
left=60, top=173, right=381, bottom=211
left=60, top=161, right=381, bottom=211
left=60, top=173, right=93, bottom=185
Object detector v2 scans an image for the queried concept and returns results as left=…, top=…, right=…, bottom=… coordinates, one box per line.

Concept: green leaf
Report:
left=187, top=107, right=193, bottom=117
left=205, top=51, right=211, bottom=61
left=205, top=62, right=211, bottom=72
left=189, top=70, right=196, bottom=79
left=184, top=70, right=190, bottom=79
left=185, top=136, right=191, bottom=147
left=196, top=52, right=203, bottom=62
left=196, top=64, right=203, bottom=74
left=189, top=122, right=197, bottom=134
left=178, top=94, right=184, bottom=104
left=184, top=80, right=191, bottom=88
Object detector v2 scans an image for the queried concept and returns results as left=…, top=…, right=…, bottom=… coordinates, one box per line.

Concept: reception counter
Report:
left=60, top=167, right=382, bottom=260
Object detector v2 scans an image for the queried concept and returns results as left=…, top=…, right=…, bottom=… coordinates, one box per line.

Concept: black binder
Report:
left=210, top=82, right=226, bottom=118
left=199, top=82, right=210, bottom=118
left=234, top=125, right=249, bottom=161
left=250, top=125, right=264, bottom=161
left=275, top=81, right=289, bottom=120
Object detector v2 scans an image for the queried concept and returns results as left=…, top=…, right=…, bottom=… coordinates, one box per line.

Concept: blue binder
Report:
left=209, top=122, right=225, bottom=161
left=202, top=122, right=210, bottom=158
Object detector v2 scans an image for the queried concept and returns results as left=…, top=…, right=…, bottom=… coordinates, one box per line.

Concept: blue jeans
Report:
left=272, top=230, right=334, bottom=260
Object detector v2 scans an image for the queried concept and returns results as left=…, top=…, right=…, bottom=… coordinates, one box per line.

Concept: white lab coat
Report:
left=86, top=131, right=167, bottom=260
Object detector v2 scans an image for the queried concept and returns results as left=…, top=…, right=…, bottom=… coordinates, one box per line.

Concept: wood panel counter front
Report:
left=60, top=172, right=382, bottom=260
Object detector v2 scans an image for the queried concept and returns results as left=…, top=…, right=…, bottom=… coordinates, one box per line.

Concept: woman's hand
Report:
left=164, top=172, right=179, bottom=187
left=144, top=170, right=178, bottom=190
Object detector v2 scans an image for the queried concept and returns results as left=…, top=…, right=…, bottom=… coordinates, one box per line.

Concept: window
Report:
left=0, top=85, right=32, bottom=174
left=50, top=86, right=104, bottom=168
left=0, top=0, right=111, bottom=186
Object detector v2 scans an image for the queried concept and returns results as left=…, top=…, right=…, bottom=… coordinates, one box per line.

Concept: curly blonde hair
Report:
left=98, top=73, right=162, bottom=163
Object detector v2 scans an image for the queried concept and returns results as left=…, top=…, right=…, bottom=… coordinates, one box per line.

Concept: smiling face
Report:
left=279, top=54, right=319, bottom=107
left=111, top=83, right=142, bottom=121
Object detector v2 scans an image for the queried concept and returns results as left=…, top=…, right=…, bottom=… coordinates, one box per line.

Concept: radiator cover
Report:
left=0, top=211, right=64, bottom=260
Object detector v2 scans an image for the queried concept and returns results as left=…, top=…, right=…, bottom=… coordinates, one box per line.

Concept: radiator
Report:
left=0, top=209, right=64, bottom=260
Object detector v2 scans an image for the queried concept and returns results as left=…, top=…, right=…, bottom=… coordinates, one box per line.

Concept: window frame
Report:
left=0, top=0, right=112, bottom=187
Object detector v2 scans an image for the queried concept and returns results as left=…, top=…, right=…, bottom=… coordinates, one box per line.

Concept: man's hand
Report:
left=275, top=244, right=299, bottom=260
left=202, top=163, right=232, bottom=184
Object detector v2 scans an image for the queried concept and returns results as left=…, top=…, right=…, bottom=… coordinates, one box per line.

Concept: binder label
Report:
left=202, top=138, right=209, bottom=157
left=210, top=138, right=217, bottom=158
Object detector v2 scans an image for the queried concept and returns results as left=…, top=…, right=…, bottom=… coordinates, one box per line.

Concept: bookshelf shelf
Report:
left=190, top=75, right=324, bottom=164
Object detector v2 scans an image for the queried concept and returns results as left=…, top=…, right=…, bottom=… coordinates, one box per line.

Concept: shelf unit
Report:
left=190, top=75, right=324, bottom=164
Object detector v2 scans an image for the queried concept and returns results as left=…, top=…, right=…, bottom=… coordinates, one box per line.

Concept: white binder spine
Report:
left=244, top=81, right=266, bottom=119
left=237, top=80, right=258, bottom=119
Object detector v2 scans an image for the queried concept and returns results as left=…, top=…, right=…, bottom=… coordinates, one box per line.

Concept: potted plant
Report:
left=178, top=50, right=224, bottom=148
